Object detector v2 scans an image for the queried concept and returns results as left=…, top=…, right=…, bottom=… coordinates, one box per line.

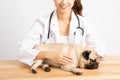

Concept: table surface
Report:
left=0, top=56, right=120, bottom=80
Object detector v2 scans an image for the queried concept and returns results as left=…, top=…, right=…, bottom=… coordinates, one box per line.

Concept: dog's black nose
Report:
left=85, top=63, right=98, bottom=69
left=92, top=63, right=98, bottom=69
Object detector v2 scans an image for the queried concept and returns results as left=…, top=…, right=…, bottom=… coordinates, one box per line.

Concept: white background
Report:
left=0, top=0, right=120, bottom=60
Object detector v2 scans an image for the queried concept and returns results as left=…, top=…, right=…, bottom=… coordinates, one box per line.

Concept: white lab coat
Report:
left=17, top=10, right=106, bottom=66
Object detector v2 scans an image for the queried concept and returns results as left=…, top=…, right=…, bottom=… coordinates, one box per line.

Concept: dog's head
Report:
left=82, top=50, right=101, bottom=69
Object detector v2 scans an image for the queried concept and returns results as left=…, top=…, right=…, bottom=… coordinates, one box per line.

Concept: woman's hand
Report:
left=45, top=51, right=74, bottom=65
left=35, top=51, right=74, bottom=65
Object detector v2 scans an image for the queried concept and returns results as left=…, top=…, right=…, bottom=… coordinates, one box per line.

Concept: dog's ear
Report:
left=82, top=51, right=91, bottom=60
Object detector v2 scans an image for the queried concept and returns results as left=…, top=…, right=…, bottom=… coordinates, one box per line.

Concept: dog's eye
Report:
left=82, top=50, right=91, bottom=60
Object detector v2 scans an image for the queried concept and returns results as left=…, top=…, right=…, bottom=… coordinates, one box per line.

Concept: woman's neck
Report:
left=57, top=10, right=72, bottom=21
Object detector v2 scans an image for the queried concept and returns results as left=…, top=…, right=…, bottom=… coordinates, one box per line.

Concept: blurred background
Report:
left=0, top=0, right=120, bottom=60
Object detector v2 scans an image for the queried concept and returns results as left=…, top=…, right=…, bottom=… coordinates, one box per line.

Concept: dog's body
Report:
left=31, top=43, right=101, bottom=75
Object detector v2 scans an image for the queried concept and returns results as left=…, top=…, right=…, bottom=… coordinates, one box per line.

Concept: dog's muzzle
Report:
left=85, top=59, right=99, bottom=69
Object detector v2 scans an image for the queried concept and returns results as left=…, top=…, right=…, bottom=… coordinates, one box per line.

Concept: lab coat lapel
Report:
left=49, top=10, right=78, bottom=44
left=69, top=11, right=78, bottom=44
left=50, top=10, right=61, bottom=42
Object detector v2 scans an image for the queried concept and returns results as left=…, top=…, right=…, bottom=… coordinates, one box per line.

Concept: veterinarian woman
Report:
left=17, top=0, right=106, bottom=66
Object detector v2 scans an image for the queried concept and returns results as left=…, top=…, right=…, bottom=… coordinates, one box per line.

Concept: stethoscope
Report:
left=47, top=10, right=84, bottom=44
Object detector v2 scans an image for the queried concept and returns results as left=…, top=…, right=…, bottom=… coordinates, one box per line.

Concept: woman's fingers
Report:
left=59, top=55, right=74, bottom=65
left=46, top=52, right=74, bottom=65
left=60, top=60, right=72, bottom=65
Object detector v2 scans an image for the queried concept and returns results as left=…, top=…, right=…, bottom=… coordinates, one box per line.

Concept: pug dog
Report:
left=31, top=43, right=101, bottom=75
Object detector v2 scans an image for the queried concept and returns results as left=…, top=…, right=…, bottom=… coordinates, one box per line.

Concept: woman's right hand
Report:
left=36, top=51, right=74, bottom=65
left=46, top=51, right=74, bottom=65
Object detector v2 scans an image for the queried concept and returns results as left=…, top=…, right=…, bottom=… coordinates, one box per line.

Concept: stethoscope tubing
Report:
left=47, top=10, right=84, bottom=39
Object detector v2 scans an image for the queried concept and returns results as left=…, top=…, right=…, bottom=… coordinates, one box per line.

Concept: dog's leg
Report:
left=61, top=66, right=83, bottom=75
left=71, top=68, right=83, bottom=75
left=43, top=58, right=61, bottom=68
left=31, top=60, right=43, bottom=74
left=41, top=63, right=51, bottom=72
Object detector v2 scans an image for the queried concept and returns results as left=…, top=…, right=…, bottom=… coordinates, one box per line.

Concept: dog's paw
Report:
left=32, top=69, right=37, bottom=74
left=73, top=71, right=83, bottom=75
left=72, top=69, right=83, bottom=75
left=44, top=67, right=51, bottom=72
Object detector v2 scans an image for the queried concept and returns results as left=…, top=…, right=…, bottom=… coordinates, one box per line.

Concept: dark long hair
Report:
left=72, top=0, right=83, bottom=16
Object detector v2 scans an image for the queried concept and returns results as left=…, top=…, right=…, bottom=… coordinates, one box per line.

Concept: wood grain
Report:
left=0, top=56, right=120, bottom=80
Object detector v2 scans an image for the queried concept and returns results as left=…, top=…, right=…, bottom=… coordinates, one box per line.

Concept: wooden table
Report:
left=0, top=56, right=120, bottom=80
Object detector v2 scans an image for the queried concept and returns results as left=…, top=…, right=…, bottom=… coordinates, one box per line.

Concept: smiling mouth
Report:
left=59, top=5, right=68, bottom=9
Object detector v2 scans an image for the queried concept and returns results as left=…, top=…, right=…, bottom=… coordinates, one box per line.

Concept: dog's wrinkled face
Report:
left=82, top=50, right=101, bottom=69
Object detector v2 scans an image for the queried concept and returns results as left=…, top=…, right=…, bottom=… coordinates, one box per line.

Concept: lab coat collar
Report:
left=50, top=10, right=78, bottom=43
left=69, top=11, right=78, bottom=44
left=50, top=10, right=61, bottom=42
